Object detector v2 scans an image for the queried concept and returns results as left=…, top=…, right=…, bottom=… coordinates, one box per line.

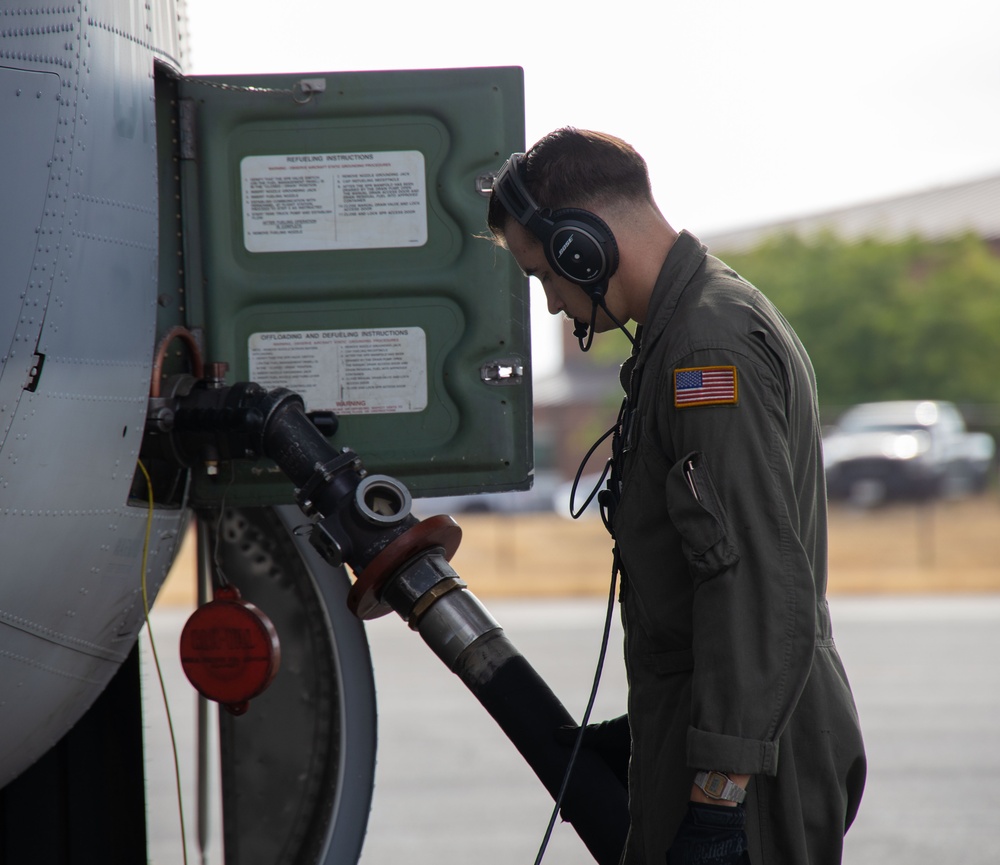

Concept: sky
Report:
left=183, top=0, right=1000, bottom=370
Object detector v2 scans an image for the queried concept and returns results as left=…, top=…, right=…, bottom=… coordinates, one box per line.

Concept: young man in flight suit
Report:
left=488, top=128, right=866, bottom=865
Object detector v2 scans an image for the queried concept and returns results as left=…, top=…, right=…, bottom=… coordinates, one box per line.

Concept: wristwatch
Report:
left=694, top=770, right=747, bottom=803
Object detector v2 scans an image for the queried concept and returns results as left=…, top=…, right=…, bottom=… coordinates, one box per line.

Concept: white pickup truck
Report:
left=822, top=400, right=995, bottom=506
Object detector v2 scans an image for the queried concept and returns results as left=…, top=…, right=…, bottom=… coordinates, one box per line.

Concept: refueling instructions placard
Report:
left=248, top=327, right=428, bottom=415
left=240, top=150, right=427, bottom=253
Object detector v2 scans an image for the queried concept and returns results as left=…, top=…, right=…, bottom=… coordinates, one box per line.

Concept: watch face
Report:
left=705, top=774, right=727, bottom=797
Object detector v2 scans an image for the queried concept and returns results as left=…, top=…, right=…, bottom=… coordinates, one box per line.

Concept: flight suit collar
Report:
left=635, top=229, right=709, bottom=372
left=615, top=231, right=708, bottom=452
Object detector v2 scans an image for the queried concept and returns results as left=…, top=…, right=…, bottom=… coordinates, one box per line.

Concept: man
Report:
left=488, top=128, right=866, bottom=865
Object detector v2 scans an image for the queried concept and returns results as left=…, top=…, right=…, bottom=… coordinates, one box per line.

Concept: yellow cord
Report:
left=137, top=459, right=190, bottom=865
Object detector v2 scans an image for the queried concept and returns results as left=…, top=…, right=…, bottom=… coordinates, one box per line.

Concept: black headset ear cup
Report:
left=544, top=208, right=620, bottom=296
left=492, top=153, right=619, bottom=296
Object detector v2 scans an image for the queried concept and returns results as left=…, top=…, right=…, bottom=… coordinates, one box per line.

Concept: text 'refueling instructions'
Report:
left=241, top=150, right=428, bottom=253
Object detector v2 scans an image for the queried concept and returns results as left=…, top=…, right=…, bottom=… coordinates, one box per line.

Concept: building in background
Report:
left=703, top=172, right=1000, bottom=254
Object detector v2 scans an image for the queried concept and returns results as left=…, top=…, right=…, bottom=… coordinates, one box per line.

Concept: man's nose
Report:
left=542, top=284, right=563, bottom=316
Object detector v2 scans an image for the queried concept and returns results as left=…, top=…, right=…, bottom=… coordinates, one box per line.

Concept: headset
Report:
left=492, top=152, right=620, bottom=301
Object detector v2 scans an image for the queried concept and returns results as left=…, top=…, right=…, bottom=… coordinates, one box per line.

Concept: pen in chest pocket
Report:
left=683, top=457, right=701, bottom=501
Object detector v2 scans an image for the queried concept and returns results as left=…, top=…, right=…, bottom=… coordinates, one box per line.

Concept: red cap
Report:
left=180, top=585, right=280, bottom=715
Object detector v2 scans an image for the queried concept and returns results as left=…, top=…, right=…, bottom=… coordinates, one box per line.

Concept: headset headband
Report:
left=493, top=153, right=539, bottom=227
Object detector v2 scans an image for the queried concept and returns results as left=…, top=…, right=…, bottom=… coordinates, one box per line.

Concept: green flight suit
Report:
left=611, top=231, right=866, bottom=864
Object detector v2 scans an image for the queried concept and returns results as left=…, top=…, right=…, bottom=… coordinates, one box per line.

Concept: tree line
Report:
left=722, top=232, right=1000, bottom=432
left=587, top=232, right=1000, bottom=434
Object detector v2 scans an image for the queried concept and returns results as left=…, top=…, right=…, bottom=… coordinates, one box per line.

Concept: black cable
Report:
left=575, top=291, right=635, bottom=353
left=531, top=547, right=621, bottom=865
left=596, top=297, right=636, bottom=348
left=532, top=324, right=642, bottom=863
left=575, top=301, right=599, bottom=352
left=568, top=438, right=613, bottom=519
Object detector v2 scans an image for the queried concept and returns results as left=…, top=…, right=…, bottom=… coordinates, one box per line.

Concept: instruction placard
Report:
left=248, top=327, right=428, bottom=415
left=241, top=150, right=427, bottom=253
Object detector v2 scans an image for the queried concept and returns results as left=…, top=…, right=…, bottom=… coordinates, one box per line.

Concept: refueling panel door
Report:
left=174, top=67, right=527, bottom=505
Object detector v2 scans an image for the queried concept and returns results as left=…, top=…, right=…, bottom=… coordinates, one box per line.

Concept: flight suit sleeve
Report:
left=656, top=344, right=818, bottom=777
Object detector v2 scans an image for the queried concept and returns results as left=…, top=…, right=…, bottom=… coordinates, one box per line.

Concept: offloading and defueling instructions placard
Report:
left=248, top=327, right=428, bottom=416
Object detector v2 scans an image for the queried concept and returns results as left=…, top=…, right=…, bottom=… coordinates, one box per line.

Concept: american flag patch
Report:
left=674, top=365, right=738, bottom=408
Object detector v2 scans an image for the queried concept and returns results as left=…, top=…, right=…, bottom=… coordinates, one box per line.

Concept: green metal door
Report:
left=174, top=67, right=528, bottom=505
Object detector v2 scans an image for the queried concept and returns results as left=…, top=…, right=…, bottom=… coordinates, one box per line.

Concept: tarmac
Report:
left=141, top=591, right=1000, bottom=865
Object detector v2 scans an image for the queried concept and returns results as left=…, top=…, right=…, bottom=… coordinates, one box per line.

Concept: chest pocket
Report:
left=666, top=452, right=740, bottom=581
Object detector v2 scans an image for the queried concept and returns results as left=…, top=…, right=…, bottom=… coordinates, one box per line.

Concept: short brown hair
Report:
left=488, top=127, right=653, bottom=241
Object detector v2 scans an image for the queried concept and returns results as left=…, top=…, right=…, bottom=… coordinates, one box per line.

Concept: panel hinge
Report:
left=295, top=78, right=327, bottom=101
left=179, top=98, right=197, bottom=160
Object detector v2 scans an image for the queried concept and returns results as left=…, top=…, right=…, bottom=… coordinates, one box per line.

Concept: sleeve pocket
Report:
left=666, top=452, right=740, bottom=580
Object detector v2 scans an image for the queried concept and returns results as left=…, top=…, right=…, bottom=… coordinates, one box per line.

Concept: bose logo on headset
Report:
left=492, top=152, right=620, bottom=300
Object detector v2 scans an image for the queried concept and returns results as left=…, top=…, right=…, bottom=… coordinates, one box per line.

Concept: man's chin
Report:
left=564, top=307, right=625, bottom=335
left=592, top=313, right=624, bottom=334
left=565, top=314, right=613, bottom=332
